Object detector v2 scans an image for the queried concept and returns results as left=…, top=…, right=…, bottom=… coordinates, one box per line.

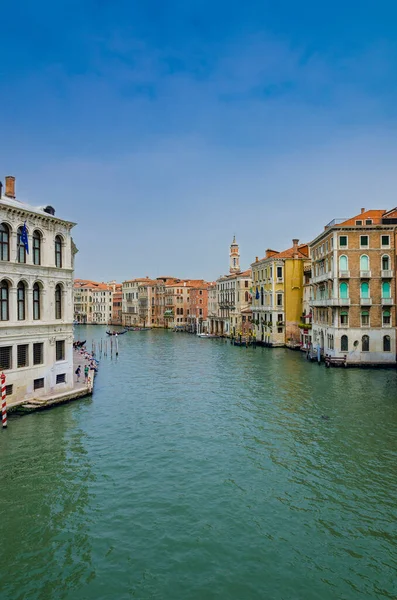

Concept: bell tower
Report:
left=229, top=235, right=240, bottom=273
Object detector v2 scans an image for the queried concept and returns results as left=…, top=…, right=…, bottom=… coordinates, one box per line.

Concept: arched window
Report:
left=55, top=235, right=62, bottom=268
left=382, top=281, right=391, bottom=298
left=55, top=284, right=62, bottom=319
left=339, top=255, right=348, bottom=271
left=360, top=282, right=369, bottom=298
left=382, top=255, right=390, bottom=271
left=0, top=223, right=10, bottom=261
left=0, top=280, right=9, bottom=320
left=339, top=282, right=348, bottom=299
left=360, top=255, right=369, bottom=271
left=17, top=226, right=27, bottom=263
left=17, top=282, right=26, bottom=320
left=33, top=231, right=41, bottom=265
left=383, top=335, right=391, bottom=352
left=341, top=335, right=348, bottom=351
left=33, top=283, right=40, bottom=320
left=362, top=335, right=369, bottom=352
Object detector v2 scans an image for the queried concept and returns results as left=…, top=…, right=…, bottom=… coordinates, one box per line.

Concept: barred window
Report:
left=5, top=384, right=13, bottom=396
left=17, top=344, right=29, bottom=368
left=17, top=282, right=26, bottom=320
left=56, top=373, right=66, bottom=384
left=33, top=378, right=44, bottom=390
left=33, top=342, right=44, bottom=365
left=56, top=340, right=65, bottom=361
left=362, top=335, right=370, bottom=352
left=0, top=346, right=12, bottom=370
left=0, top=223, right=10, bottom=261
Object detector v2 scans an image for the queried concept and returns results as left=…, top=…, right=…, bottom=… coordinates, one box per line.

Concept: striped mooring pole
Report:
left=1, top=372, right=7, bottom=429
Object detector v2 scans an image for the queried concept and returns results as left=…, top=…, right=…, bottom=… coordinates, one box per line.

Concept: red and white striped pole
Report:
left=1, top=372, right=7, bottom=429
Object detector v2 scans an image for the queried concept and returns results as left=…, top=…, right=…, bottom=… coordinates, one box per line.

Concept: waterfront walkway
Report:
left=8, top=349, right=95, bottom=413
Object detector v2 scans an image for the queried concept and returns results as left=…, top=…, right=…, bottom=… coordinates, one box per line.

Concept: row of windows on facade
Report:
left=255, top=291, right=284, bottom=306
left=335, top=335, right=392, bottom=352
left=0, top=340, right=66, bottom=371
left=252, top=313, right=284, bottom=323
left=4, top=374, right=67, bottom=396
left=316, top=254, right=392, bottom=276
left=313, top=234, right=390, bottom=259
left=0, top=280, right=64, bottom=321
left=219, top=281, right=250, bottom=289
left=253, top=266, right=283, bottom=282
left=0, top=223, right=64, bottom=267
left=337, top=281, right=391, bottom=299
left=315, top=309, right=391, bottom=326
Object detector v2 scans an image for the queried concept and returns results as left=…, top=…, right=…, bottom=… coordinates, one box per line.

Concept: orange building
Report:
left=187, top=282, right=212, bottom=333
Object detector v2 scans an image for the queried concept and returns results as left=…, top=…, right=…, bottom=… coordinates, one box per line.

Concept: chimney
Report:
left=361, top=207, right=365, bottom=214
left=292, top=238, right=299, bottom=258
left=5, top=176, right=15, bottom=199
left=255, top=256, right=258, bottom=262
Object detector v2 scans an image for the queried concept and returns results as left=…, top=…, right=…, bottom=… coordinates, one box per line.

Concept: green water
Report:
left=1, top=327, right=396, bottom=600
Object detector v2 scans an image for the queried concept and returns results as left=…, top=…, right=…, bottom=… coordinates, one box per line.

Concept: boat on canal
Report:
left=106, top=329, right=128, bottom=336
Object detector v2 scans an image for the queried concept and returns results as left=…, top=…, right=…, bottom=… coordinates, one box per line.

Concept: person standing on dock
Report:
left=75, top=365, right=81, bottom=383
left=84, top=365, right=89, bottom=384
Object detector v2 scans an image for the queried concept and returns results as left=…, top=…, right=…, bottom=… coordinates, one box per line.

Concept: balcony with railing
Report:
left=381, top=270, right=393, bottom=278
left=338, top=270, right=350, bottom=278
left=360, top=270, right=371, bottom=278
left=360, top=297, right=372, bottom=306
left=382, top=297, right=393, bottom=305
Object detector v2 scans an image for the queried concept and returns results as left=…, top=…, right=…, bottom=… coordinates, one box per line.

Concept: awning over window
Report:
left=383, top=310, right=390, bottom=317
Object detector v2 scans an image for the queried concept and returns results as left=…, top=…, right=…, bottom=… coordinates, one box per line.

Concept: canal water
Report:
left=1, top=327, right=396, bottom=600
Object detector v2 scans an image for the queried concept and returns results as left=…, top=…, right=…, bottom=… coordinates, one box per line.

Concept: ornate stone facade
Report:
left=0, top=176, right=76, bottom=402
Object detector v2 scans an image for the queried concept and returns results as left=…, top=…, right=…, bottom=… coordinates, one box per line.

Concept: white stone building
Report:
left=0, top=175, right=77, bottom=403
left=208, top=238, right=252, bottom=336
left=122, top=278, right=152, bottom=326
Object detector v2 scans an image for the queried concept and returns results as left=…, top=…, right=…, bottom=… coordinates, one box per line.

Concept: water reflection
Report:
left=0, top=406, right=95, bottom=600
left=1, top=327, right=396, bottom=600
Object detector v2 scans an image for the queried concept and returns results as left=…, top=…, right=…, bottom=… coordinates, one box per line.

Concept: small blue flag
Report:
left=255, top=287, right=260, bottom=300
left=21, top=221, right=29, bottom=254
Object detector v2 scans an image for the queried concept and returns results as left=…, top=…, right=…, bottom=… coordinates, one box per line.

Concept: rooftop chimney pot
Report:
left=361, top=207, right=365, bottom=214
left=5, top=176, right=15, bottom=199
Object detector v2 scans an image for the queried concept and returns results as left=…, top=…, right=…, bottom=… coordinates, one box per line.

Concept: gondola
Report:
left=106, top=330, right=128, bottom=336
left=73, top=340, right=86, bottom=348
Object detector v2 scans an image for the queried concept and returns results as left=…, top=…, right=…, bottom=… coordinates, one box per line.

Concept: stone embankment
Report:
left=8, top=350, right=96, bottom=415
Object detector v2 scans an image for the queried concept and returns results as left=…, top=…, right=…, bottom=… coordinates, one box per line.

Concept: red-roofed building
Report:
left=309, top=207, right=397, bottom=365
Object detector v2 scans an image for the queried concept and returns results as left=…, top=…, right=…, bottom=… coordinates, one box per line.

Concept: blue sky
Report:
left=1, top=0, right=397, bottom=281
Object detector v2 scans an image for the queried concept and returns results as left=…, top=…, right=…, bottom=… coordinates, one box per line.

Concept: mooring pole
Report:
left=1, top=372, right=7, bottom=429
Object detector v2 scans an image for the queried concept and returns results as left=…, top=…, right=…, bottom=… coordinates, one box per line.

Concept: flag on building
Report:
left=21, top=221, right=29, bottom=254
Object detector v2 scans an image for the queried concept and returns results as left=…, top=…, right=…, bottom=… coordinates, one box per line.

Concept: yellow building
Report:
left=251, top=239, right=309, bottom=346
